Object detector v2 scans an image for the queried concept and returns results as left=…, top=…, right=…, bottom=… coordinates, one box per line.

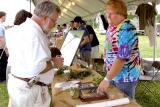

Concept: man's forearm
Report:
left=80, top=40, right=86, bottom=47
left=40, top=61, right=53, bottom=74
left=106, top=58, right=125, bottom=80
left=80, top=37, right=90, bottom=47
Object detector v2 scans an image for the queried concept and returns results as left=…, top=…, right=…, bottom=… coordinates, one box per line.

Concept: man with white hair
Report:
left=6, top=1, right=63, bottom=107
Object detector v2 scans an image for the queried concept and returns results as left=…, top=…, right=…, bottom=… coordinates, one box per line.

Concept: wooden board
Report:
left=78, top=82, right=109, bottom=102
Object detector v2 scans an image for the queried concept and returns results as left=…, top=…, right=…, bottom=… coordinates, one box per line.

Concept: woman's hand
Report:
left=97, top=79, right=110, bottom=95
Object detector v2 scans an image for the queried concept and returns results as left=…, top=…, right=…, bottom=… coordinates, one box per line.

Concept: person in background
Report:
left=86, top=25, right=99, bottom=69
left=55, top=25, right=63, bottom=37
left=62, top=23, right=68, bottom=38
left=73, top=16, right=91, bottom=65
left=69, top=20, right=76, bottom=30
left=97, top=0, right=141, bottom=99
left=7, top=9, right=32, bottom=107
left=7, top=9, right=33, bottom=82
left=6, top=1, right=63, bottom=107
left=57, top=24, right=62, bottom=32
left=14, top=9, right=32, bottom=25
left=0, top=11, right=7, bottom=82
left=100, top=14, right=109, bottom=31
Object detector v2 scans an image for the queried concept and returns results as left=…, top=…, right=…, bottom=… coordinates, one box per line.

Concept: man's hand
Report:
left=53, top=55, right=64, bottom=68
left=80, top=35, right=90, bottom=47
left=97, top=79, right=110, bottom=95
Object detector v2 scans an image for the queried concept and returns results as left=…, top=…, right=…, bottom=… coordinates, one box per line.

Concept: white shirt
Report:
left=6, top=18, right=51, bottom=78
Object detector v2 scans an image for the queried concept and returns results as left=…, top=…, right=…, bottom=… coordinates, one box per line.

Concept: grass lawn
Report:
left=0, top=83, right=8, bottom=107
left=138, top=36, right=160, bottom=58
left=136, top=81, right=160, bottom=107
left=0, top=34, right=160, bottom=107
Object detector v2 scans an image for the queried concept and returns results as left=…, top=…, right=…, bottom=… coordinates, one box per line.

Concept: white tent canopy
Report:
left=32, top=0, right=160, bottom=24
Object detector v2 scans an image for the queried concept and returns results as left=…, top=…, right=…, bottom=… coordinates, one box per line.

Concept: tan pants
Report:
left=91, top=46, right=99, bottom=59
left=7, top=74, right=51, bottom=107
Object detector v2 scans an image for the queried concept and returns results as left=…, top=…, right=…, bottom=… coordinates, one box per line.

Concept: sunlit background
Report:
left=0, top=0, right=35, bottom=25
left=0, top=0, right=160, bottom=26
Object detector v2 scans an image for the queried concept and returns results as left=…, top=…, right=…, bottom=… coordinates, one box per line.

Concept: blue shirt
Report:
left=0, top=24, right=5, bottom=36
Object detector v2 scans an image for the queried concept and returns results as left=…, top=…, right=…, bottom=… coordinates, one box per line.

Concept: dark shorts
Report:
left=0, top=49, right=8, bottom=81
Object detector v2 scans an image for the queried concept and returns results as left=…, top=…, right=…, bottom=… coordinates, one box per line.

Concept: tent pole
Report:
left=30, top=0, right=32, bottom=12
left=93, top=18, right=95, bottom=29
left=152, top=0, right=156, bottom=75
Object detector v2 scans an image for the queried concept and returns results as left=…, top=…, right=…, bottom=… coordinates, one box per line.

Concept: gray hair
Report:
left=34, top=1, right=61, bottom=17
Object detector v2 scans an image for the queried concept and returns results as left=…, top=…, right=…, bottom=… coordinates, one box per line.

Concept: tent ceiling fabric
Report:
left=32, top=0, right=160, bottom=24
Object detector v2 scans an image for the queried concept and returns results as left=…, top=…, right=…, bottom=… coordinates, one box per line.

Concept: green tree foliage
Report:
left=128, top=12, right=136, bottom=20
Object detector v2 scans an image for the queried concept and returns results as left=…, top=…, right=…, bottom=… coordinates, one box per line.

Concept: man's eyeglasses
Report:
left=48, top=17, right=56, bottom=24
